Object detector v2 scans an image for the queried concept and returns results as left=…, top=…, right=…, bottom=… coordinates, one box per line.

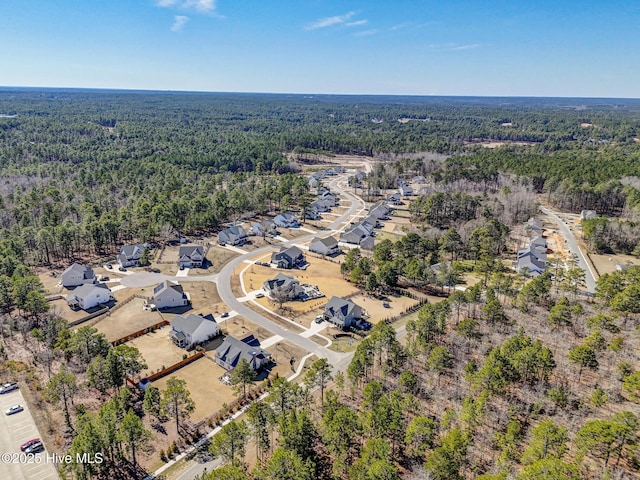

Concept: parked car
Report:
left=255, top=292, right=265, bottom=298
left=314, top=316, right=324, bottom=324
left=101, top=276, right=110, bottom=281
left=0, top=382, right=18, bottom=394
left=382, top=302, right=391, bottom=308
left=220, top=312, right=229, bottom=318
left=118, top=266, right=126, bottom=272
left=25, top=441, right=44, bottom=454
left=106, top=263, right=113, bottom=269
left=21, top=438, right=40, bottom=451
left=6, top=404, right=23, bottom=415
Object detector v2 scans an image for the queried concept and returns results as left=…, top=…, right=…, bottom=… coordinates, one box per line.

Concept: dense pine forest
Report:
left=2, top=90, right=640, bottom=480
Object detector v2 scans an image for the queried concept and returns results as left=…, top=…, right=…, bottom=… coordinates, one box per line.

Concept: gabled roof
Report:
left=265, top=272, right=298, bottom=289
left=153, top=280, right=184, bottom=296
left=172, top=313, right=217, bottom=336
left=216, top=335, right=271, bottom=370
left=312, top=236, right=338, bottom=248
left=324, top=296, right=360, bottom=318
left=72, top=282, right=110, bottom=299
left=63, top=263, right=95, bottom=280
left=179, top=245, right=204, bottom=258
left=276, top=245, right=303, bottom=259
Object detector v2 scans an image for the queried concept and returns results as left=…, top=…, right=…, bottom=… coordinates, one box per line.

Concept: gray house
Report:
left=340, top=225, right=370, bottom=245
left=61, top=263, right=96, bottom=288
left=178, top=245, right=205, bottom=268
left=399, top=185, right=414, bottom=196
left=215, top=335, right=271, bottom=371
left=386, top=193, right=402, bottom=205
left=271, top=246, right=305, bottom=269
left=323, top=296, right=363, bottom=329
left=516, top=247, right=547, bottom=277
left=170, top=313, right=220, bottom=348
left=218, top=226, right=248, bottom=246
left=526, top=218, right=544, bottom=236
left=369, top=202, right=391, bottom=220
left=252, top=219, right=278, bottom=237
left=309, top=236, right=340, bottom=256
left=263, top=273, right=303, bottom=300
left=274, top=212, right=299, bottom=228
left=153, top=280, right=189, bottom=309
left=118, top=243, right=147, bottom=268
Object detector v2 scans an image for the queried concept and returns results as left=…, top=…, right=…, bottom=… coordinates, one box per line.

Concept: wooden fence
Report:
left=145, top=350, right=205, bottom=382
left=111, top=319, right=170, bottom=346
left=68, top=306, right=110, bottom=327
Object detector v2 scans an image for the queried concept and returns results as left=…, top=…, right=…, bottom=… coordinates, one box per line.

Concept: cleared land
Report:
left=126, top=327, right=187, bottom=377
left=93, top=297, right=164, bottom=342
left=589, top=252, right=640, bottom=276
left=153, top=357, right=236, bottom=423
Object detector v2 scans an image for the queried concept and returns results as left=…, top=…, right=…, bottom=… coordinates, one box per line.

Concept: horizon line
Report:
left=0, top=85, right=639, bottom=102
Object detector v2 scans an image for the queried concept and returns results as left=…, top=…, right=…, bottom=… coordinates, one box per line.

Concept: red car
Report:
left=20, top=438, right=40, bottom=452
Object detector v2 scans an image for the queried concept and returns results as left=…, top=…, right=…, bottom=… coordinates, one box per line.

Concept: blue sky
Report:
left=1, top=0, right=638, bottom=97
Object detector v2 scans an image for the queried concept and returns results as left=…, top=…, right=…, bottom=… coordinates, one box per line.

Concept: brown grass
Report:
left=126, top=328, right=187, bottom=376
left=93, top=297, right=164, bottom=342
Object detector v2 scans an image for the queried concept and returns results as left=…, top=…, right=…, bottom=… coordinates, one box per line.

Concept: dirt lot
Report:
left=126, top=327, right=187, bottom=376
left=48, top=298, right=96, bottom=323
left=218, top=316, right=273, bottom=343
left=589, top=252, right=640, bottom=276
left=177, top=280, right=225, bottom=315
left=350, top=291, right=419, bottom=322
left=93, top=297, right=164, bottom=342
left=153, top=357, right=236, bottom=423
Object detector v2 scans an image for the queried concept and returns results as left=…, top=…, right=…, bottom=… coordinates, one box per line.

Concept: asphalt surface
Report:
left=0, top=387, right=59, bottom=480
left=539, top=206, right=597, bottom=292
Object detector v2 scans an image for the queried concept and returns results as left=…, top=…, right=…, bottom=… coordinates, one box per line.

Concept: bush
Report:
left=160, top=449, right=167, bottom=462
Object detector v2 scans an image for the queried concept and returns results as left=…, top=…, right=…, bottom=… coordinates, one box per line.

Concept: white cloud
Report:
left=353, top=29, right=378, bottom=37
left=427, top=43, right=487, bottom=51
left=171, top=15, right=189, bottom=32
left=182, top=0, right=216, bottom=13
left=156, top=0, right=216, bottom=13
left=450, top=43, right=483, bottom=51
left=305, top=11, right=357, bottom=30
left=345, top=19, right=368, bottom=27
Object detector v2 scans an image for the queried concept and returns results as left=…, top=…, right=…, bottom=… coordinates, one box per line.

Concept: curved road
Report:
left=216, top=173, right=367, bottom=365
left=539, top=206, right=597, bottom=292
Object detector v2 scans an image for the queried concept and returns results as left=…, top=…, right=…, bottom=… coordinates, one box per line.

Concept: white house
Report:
left=61, top=263, right=96, bottom=288
left=118, top=243, right=148, bottom=268
left=274, top=212, right=299, bottom=228
left=309, top=236, right=340, bottom=256
left=218, top=226, right=248, bottom=246
left=66, top=283, right=112, bottom=311
left=178, top=245, right=204, bottom=268
left=399, top=185, right=414, bottom=196
left=153, top=280, right=189, bottom=309
left=170, top=313, right=220, bottom=348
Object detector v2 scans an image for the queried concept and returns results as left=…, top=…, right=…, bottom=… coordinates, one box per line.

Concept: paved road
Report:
left=539, top=206, right=597, bottom=292
left=0, top=387, right=59, bottom=480
left=216, top=173, right=366, bottom=365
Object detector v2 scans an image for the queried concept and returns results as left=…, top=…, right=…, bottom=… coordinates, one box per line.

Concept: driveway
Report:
left=0, top=386, right=59, bottom=480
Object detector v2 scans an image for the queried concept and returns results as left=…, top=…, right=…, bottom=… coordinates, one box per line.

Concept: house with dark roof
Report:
left=271, top=246, right=306, bottom=269
left=386, top=193, right=403, bottom=205
left=263, top=273, right=303, bottom=300
left=215, top=335, right=272, bottom=371
left=170, top=313, right=219, bottom=348
left=323, top=296, right=363, bottom=329
left=274, top=212, right=299, bottom=228
left=340, top=225, right=370, bottom=245
left=311, top=198, right=332, bottom=213
left=153, top=280, right=189, bottom=309
left=399, top=185, right=414, bottom=196
left=309, top=236, right=340, bottom=256
left=218, top=226, right=248, bottom=246
left=526, top=217, right=544, bottom=236
left=178, top=245, right=205, bottom=268
left=61, top=263, right=97, bottom=288
left=516, top=246, right=547, bottom=277
left=118, top=243, right=147, bottom=268
left=305, top=205, right=322, bottom=221
left=369, top=202, right=391, bottom=220
left=66, top=283, right=112, bottom=311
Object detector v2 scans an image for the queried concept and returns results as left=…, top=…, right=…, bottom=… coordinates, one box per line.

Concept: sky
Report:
left=1, top=0, right=639, bottom=98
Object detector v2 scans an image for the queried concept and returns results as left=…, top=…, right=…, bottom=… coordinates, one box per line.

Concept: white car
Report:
left=0, top=382, right=18, bottom=394
left=6, top=404, right=23, bottom=415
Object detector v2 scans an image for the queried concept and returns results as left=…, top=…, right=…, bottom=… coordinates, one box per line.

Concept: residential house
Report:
left=323, top=296, right=363, bottom=329
left=529, top=236, right=548, bottom=252
left=361, top=215, right=379, bottom=231
left=526, top=218, right=544, bottom=236
left=251, top=219, right=278, bottom=237
left=263, top=273, right=303, bottom=300
left=319, top=191, right=338, bottom=207
left=581, top=210, right=597, bottom=220
left=310, top=199, right=331, bottom=213
left=516, top=247, right=547, bottom=277
left=61, top=263, right=96, bottom=288
left=360, top=236, right=375, bottom=251
left=118, top=243, right=147, bottom=268
left=369, top=202, right=391, bottom=220
left=218, top=226, right=248, bottom=246
left=66, top=283, right=112, bottom=311
left=340, top=225, right=370, bottom=245
left=271, top=246, right=306, bottom=269
left=305, top=205, right=321, bottom=221
left=386, top=193, right=402, bottom=205
left=170, top=313, right=219, bottom=348
left=309, top=236, right=340, bottom=256
left=308, top=177, right=320, bottom=189
left=178, top=245, right=205, bottom=268
left=412, top=175, right=426, bottom=184
left=153, top=280, right=189, bottom=309
left=274, top=212, right=299, bottom=228
left=399, top=185, right=414, bottom=196
left=215, top=334, right=271, bottom=371
left=317, top=186, right=331, bottom=197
